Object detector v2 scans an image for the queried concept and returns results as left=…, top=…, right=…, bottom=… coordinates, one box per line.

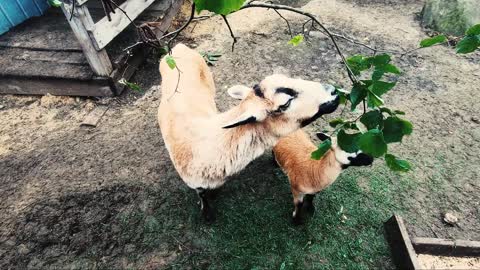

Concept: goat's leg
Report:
left=303, top=194, right=316, bottom=215
left=196, top=188, right=216, bottom=222
left=291, top=191, right=305, bottom=225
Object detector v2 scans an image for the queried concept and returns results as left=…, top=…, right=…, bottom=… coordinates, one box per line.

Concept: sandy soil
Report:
left=418, top=254, right=480, bottom=270
left=0, top=0, right=479, bottom=268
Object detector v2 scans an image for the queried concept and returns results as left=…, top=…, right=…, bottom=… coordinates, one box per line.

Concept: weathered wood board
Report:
left=412, top=237, right=480, bottom=257
left=384, top=215, right=421, bottom=270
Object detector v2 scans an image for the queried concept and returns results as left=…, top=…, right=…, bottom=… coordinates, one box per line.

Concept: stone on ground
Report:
left=422, top=0, right=480, bottom=35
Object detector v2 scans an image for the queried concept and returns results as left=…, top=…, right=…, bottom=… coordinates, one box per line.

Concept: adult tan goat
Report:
left=273, top=130, right=373, bottom=224
left=158, top=44, right=339, bottom=221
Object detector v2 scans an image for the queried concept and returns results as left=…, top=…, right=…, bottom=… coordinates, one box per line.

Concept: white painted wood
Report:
left=76, top=0, right=89, bottom=6
left=90, top=0, right=157, bottom=50
left=61, top=3, right=113, bottom=76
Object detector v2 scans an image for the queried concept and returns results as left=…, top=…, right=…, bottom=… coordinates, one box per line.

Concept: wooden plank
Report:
left=412, top=237, right=480, bottom=257
left=90, top=0, right=157, bottom=50
left=0, top=76, right=114, bottom=96
left=151, top=0, right=184, bottom=38
left=3, top=47, right=88, bottom=65
left=384, top=215, right=421, bottom=270
left=0, top=47, right=94, bottom=80
left=81, top=105, right=109, bottom=127
left=0, top=12, right=82, bottom=51
left=61, top=3, right=113, bottom=76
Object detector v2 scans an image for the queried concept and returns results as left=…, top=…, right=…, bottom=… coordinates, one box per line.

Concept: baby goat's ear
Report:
left=316, top=132, right=331, bottom=141
left=227, top=85, right=252, bottom=100
left=223, top=109, right=267, bottom=129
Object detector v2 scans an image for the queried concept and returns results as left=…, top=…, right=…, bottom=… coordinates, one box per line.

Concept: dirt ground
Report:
left=1, top=0, right=479, bottom=269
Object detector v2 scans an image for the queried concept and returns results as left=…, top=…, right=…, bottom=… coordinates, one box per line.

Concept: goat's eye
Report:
left=278, top=99, right=293, bottom=112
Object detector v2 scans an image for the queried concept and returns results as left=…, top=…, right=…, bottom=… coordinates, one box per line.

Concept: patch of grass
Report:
left=103, top=156, right=416, bottom=269
left=112, top=159, right=415, bottom=269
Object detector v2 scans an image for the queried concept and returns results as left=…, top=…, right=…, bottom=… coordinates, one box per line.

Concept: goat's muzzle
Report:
left=300, top=95, right=340, bottom=127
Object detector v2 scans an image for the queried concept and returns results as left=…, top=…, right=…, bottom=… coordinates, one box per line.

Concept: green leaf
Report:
left=165, top=55, right=177, bottom=69
left=380, top=107, right=393, bottom=115
left=466, top=24, right=480, bottom=36
left=334, top=87, right=349, bottom=105
left=420, top=35, right=447, bottom=48
left=385, top=154, right=411, bottom=172
left=288, top=34, right=304, bottom=46
left=382, top=116, right=413, bottom=143
left=367, top=91, right=384, bottom=108
left=371, top=68, right=385, bottom=81
left=366, top=54, right=391, bottom=66
left=194, top=0, right=246, bottom=15
left=202, top=51, right=222, bottom=66
left=368, top=81, right=396, bottom=96
left=346, top=55, right=371, bottom=75
left=357, top=129, right=388, bottom=158
left=360, top=110, right=383, bottom=130
left=118, top=79, right=143, bottom=92
left=350, top=83, right=368, bottom=111
left=48, top=0, right=62, bottom=7
left=329, top=118, right=345, bottom=128
left=382, top=64, right=401, bottom=74
left=311, top=139, right=332, bottom=160
left=456, top=35, right=480, bottom=54
left=337, top=130, right=360, bottom=153
left=393, top=110, right=405, bottom=115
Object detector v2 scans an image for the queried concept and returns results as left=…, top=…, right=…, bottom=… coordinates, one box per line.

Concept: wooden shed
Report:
left=0, top=0, right=183, bottom=97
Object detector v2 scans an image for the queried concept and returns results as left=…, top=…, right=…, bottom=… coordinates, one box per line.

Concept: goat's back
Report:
left=159, top=44, right=217, bottom=116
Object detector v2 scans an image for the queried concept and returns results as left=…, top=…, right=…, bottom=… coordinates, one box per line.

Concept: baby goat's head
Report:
left=225, top=74, right=340, bottom=137
left=316, top=132, right=374, bottom=169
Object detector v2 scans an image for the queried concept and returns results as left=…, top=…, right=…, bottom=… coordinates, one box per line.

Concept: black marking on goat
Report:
left=276, top=87, right=298, bottom=97
left=253, top=84, right=264, bottom=98
left=222, top=116, right=257, bottom=129
left=300, top=95, right=340, bottom=127
left=348, top=153, right=374, bottom=167
left=316, top=132, right=330, bottom=141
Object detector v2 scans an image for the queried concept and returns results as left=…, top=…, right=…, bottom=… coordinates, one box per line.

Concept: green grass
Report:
left=114, top=157, right=416, bottom=269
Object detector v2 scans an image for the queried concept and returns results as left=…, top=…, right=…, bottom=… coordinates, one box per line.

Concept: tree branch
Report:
left=166, top=3, right=196, bottom=52
left=222, top=15, right=238, bottom=52
left=240, top=2, right=358, bottom=84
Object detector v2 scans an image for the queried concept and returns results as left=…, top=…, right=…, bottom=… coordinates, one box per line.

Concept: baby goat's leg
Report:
left=292, top=190, right=305, bottom=225
left=303, top=194, right=316, bottom=215
left=196, top=188, right=216, bottom=222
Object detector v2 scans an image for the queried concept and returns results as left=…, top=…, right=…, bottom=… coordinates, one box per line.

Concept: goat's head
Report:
left=224, top=74, right=340, bottom=137
left=316, top=132, right=374, bottom=168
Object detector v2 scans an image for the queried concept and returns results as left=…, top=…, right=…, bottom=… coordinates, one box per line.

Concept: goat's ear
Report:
left=316, top=132, right=331, bottom=141
left=223, top=110, right=267, bottom=129
left=227, top=85, right=252, bottom=100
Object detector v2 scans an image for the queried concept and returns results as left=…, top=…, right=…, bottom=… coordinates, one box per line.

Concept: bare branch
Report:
left=273, top=9, right=293, bottom=38
left=167, top=3, right=196, bottom=51
left=221, top=15, right=238, bottom=52
left=240, top=2, right=358, bottom=84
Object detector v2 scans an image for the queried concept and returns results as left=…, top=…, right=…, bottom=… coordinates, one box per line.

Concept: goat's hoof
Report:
left=292, top=215, right=305, bottom=226
left=202, top=209, right=216, bottom=223
left=304, top=204, right=315, bottom=216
